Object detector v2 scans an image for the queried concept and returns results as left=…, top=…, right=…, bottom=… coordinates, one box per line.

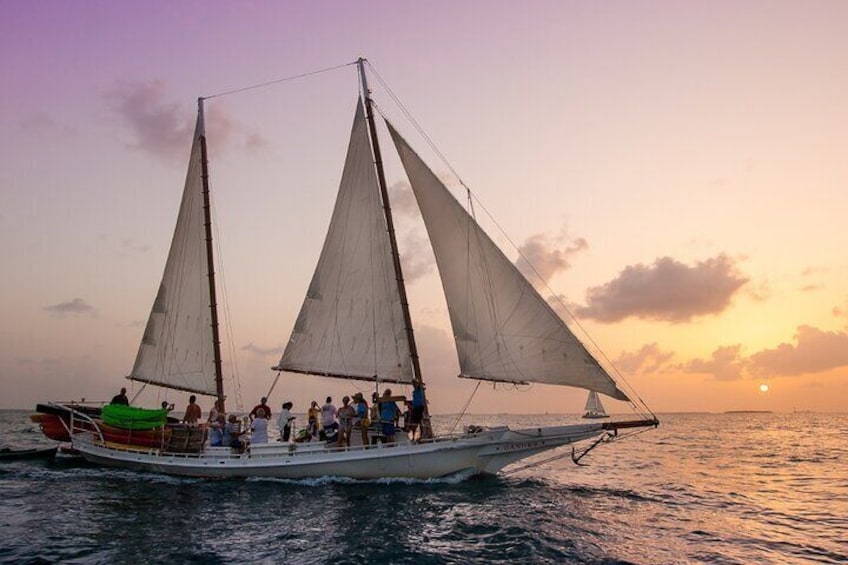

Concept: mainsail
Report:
left=275, top=100, right=414, bottom=383
left=129, top=108, right=218, bottom=396
left=387, top=122, right=628, bottom=400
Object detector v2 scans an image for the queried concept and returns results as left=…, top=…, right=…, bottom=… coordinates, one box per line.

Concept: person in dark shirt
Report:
left=110, top=387, right=129, bottom=405
left=249, top=397, right=272, bottom=420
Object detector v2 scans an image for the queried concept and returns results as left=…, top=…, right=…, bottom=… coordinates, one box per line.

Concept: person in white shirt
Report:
left=251, top=408, right=269, bottom=444
left=320, top=396, right=338, bottom=441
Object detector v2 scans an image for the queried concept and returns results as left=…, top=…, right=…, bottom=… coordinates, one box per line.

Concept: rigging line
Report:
left=366, top=62, right=467, bottom=188
left=129, top=383, right=147, bottom=405
left=202, top=61, right=357, bottom=100
left=210, top=196, right=244, bottom=411
left=449, top=380, right=482, bottom=435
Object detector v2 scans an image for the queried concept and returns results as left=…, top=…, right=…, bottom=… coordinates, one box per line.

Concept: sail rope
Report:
left=449, top=380, right=482, bottom=435
left=201, top=61, right=356, bottom=100
left=211, top=197, right=244, bottom=411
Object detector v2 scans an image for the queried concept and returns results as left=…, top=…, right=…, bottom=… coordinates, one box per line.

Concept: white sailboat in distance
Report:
left=582, top=391, right=610, bottom=419
left=54, top=58, right=657, bottom=480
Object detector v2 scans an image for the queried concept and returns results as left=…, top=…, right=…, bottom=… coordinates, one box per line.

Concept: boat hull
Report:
left=71, top=424, right=606, bottom=480
left=31, top=404, right=101, bottom=442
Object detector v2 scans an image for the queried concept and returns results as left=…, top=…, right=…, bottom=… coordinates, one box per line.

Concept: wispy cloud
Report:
left=242, top=342, right=281, bottom=357
left=388, top=181, right=418, bottom=217
left=576, top=254, right=749, bottom=323
left=833, top=297, right=848, bottom=320
left=106, top=80, right=193, bottom=162
left=400, top=232, right=435, bottom=283
left=44, top=298, right=96, bottom=317
left=106, top=80, right=267, bottom=162
left=681, top=344, right=747, bottom=381
left=615, top=343, right=675, bottom=375
left=515, top=233, right=588, bottom=282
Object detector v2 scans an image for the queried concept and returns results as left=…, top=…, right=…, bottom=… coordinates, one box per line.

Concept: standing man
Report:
left=110, top=387, right=129, bottom=405
left=249, top=397, right=272, bottom=420
left=183, top=395, right=202, bottom=425
left=409, top=382, right=426, bottom=440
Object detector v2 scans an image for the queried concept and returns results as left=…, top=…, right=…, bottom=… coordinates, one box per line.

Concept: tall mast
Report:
left=357, top=59, right=432, bottom=438
left=198, top=98, right=225, bottom=411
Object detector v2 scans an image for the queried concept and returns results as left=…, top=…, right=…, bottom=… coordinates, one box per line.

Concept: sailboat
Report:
left=52, top=58, right=657, bottom=479
left=582, top=391, right=609, bottom=419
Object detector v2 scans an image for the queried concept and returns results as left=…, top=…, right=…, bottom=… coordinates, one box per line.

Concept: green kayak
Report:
left=101, top=405, right=168, bottom=430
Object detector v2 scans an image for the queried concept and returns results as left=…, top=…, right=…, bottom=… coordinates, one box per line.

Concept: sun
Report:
left=759, top=384, right=770, bottom=393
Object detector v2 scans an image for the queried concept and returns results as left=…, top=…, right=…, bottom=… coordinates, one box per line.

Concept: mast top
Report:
left=357, top=58, right=371, bottom=100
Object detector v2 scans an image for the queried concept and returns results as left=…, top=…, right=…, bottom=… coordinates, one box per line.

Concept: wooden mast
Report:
left=357, top=58, right=432, bottom=438
left=198, top=98, right=225, bottom=412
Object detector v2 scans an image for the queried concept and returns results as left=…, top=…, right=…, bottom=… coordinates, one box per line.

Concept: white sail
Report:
left=129, top=108, right=217, bottom=396
left=387, top=122, right=628, bottom=400
left=584, top=391, right=607, bottom=415
left=276, top=100, right=413, bottom=383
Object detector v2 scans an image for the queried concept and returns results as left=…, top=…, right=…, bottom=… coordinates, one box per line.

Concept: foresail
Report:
left=387, top=122, right=628, bottom=400
left=129, top=110, right=217, bottom=396
left=275, top=100, right=414, bottom=383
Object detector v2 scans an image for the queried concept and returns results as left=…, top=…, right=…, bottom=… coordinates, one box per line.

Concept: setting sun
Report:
left=759, top=384, right=770, bottom=393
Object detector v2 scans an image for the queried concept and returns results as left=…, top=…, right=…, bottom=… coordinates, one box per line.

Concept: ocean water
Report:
left=1, top=410, right=846, bottom=564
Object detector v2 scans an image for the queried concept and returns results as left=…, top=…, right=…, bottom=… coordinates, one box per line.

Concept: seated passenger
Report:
left=223, top=415, right=244, bottom=450
left=209, top=414, right=225, bottom=447
left=251, top=408, right=269, bottom=444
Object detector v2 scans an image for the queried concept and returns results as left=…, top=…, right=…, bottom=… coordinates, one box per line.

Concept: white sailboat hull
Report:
left=70, top=424, right=605, bottom=480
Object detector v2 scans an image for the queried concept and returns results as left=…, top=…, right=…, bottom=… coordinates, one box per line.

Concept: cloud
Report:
left=44, top=298, right=96, bottom=317
left=615, top=343, right=675, bottom=375
left=748, top=325, right=848, bottom=378
left=832, top=298, right=848, bottom=320
left=515, top=234, right=588, bottom=281
left=799, top=283, right=823, bottom=293
left=120, top=238, right=151, bottom=256
left=576, top=254, right=749, bottom=323
left=400, top=232, right=435, bottom=283
left=106, top=80, right=266, bottom=162
left=682, top=344, right=747, bottom=381
left=242, top=342, right=281, bottom=357
left=106, top=80, right=194, bottom=161
left=388, top=181, right=418, bottom=217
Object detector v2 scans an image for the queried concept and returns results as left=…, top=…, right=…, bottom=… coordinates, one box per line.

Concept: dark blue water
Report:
left=1, top=411, right=846, bottom=564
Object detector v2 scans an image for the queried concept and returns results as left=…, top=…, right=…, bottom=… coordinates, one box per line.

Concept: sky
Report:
left=1, top=1, right=846, bottom=414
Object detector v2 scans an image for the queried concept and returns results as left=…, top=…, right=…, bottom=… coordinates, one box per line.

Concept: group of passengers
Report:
left=113, top=380, right=427, bottom=451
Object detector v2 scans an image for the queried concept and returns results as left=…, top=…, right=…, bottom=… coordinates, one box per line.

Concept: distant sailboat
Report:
left=582, top=391, right=609, bottom=419
left=45, top=58, right=657, bottom=479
